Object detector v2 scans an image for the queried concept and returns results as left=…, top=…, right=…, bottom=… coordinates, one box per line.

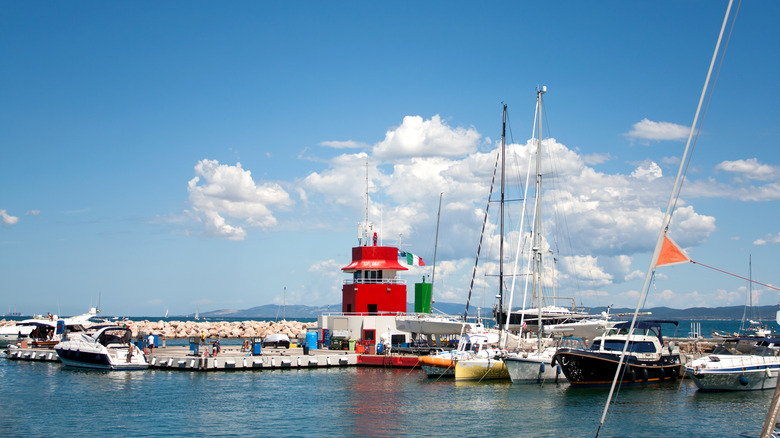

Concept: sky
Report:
left=2, top=1, right=779, bottom=318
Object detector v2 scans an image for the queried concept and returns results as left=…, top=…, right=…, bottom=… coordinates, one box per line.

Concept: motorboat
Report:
left=542, top=309, right=639, bottom=343
left=505, top=337, right=585, bottom=384
left=54, top=326, right=148, bottom=370
left=0, top=308, right=103, bottom=348
left=685, top=338, right=780, bottom=391
left=495, top=305, right=591, bottom=333
left=551, top=320, right=682, bottom=387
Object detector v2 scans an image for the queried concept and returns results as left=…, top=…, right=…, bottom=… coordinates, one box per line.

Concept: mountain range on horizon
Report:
left=200, top=302, right=780, bottom=322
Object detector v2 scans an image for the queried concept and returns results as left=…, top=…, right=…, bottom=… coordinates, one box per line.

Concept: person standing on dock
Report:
left=147, top=333, right=155, bottom=352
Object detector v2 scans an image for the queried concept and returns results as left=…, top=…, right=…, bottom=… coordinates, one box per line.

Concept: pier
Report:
left=4, top=345, right=361, bottom=371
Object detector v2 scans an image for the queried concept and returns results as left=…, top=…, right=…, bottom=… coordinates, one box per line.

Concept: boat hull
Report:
left=685, top=355, right=780, bottom=391
left=454, top=358, right=509, bottom=381
left=505, top=354, right=563, bottom=384
left=552, top=348, right=681, bottom=387
left=55, top=347, right=149, bottom=371
left=419, top=355, right=455, bottom=377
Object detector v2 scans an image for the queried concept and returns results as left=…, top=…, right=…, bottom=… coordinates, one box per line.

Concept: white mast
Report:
left=534, top=86, right=546, bottom=341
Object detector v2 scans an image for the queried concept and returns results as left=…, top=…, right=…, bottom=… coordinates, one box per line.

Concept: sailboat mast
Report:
left=499, top=104, right=507, bottom=333
left=430, top=193, right=443, bottom=310
left=534, top=86, right=546, bottom=336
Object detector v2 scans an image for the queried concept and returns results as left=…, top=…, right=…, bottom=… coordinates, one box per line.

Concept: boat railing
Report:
left=342, top=278, right=407, bottom=285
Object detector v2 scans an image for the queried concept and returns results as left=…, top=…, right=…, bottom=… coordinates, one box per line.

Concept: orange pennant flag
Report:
left=656, top=235, right=691, bottom=268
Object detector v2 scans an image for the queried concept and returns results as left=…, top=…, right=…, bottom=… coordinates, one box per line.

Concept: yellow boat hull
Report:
left=454, top=358, right=509, bottom=381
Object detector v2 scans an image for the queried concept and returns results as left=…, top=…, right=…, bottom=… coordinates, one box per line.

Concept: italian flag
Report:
left=399, top=250, right=425, bottom=266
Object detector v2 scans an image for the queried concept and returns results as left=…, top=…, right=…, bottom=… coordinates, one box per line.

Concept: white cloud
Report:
left=559, top=255, right=613, bottom=287
left=1, top=209, right=19, bottom=225
left=754, top=233, right=780, bottom=246
left=716, top=158, right=778, bottom=181
left=582, top=152, right=611, bottom=165
left=187, top=159, right=293, bottom=240
left=25, top=210, right=40, bottom=216
left=373, top=115, right=480, bottom=159
left=630, top=160, right=663, bottom=181
left=626, top=118, right=689, bottom=141
left=320, top=140, right=369, bottom=149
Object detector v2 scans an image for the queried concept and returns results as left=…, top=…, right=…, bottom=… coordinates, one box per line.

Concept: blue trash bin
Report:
left=306, top=331, right=318, bottom=351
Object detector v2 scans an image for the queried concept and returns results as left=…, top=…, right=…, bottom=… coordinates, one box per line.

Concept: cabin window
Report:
left=367, top=304, right=378, bottom=315
left=363, top=329, right=375, bottom=342
left=346, top=304, right=352, bottom=313
left=595, top=340, right=657, bottom=353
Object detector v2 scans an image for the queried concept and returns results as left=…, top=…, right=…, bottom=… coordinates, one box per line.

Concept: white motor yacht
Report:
left=54, top=326, right=148, bottom=370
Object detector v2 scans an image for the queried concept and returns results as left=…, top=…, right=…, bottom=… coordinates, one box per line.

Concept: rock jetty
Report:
left=0, top=318, right=316, bottom=340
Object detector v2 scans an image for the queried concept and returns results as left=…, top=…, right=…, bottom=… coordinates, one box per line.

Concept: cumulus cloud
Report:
left=626, top=118, right=689, bottom=141
left=373, top=115, right=480, bottom=159
left=716, top=158, right=778, bottom=181
left=187, top=159, right=293, bottom=240
left=1, top=209, right=19, bottom=225
left=630, top=161, right=663, bottom=181
left=754, top=233, right=780, bottom=246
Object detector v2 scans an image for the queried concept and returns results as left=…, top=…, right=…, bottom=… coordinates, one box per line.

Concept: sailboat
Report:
left=503, top=87, right=587, bottom=383
left=452, top=104, right=512, bottom=382
left=164, top=309, right=169, bottom=319
left=492, top=90, right=588, bottom=332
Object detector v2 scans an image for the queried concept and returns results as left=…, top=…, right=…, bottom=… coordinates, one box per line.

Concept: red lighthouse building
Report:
left=341, top=232, right=408, bottom=315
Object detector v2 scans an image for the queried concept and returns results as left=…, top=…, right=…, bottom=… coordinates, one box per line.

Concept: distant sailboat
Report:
left=194, top=308, right=199, bottom=320
left=164, top=309, right=169, bottom=319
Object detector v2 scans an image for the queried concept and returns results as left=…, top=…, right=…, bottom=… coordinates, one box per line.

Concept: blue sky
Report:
left=2, top=1, right=779, bottom=317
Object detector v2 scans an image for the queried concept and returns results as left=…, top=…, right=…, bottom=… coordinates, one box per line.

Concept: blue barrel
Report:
left=376, top=343, right=383, bottom=354
left=307, top=331, right=318, bottom=350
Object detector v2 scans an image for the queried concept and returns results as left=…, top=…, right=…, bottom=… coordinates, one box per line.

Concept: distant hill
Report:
left=202, top=302, right=779, bottom=321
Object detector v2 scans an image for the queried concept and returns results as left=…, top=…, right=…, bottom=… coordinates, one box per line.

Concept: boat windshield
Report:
left=592, top=340, right=657, bottom=353
left=96, top=329, right=131, bottom=346
left=606, top=327, right=656, bottom=337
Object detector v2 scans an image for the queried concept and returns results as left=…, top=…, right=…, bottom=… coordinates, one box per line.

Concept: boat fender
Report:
left=539, top=362, right=545, bottom=373
left=739, top=375, right=749, bottom=386
left=642, top=368, right=649, bottom=382
left=556, top=364, right=561, bottom=375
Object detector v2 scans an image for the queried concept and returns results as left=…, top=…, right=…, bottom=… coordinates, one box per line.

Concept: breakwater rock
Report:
left=0, top=318, right=317, bottom=340
left=124, top=320, right=316, bottom=340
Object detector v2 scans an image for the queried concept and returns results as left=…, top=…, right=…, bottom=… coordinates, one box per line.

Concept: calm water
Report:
left=1, top=319, right=774, bottom=437
left=0, top=354, right=775, bottom=437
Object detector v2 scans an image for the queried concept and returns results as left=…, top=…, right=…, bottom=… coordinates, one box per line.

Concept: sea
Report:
left=1, top=318, right=775, bottom=437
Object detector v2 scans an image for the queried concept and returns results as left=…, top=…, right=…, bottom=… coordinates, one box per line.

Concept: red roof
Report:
left=342, top=246, right=408, bottom=272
